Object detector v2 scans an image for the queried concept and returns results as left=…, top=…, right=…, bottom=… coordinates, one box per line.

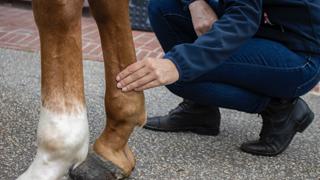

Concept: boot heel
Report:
left=296, top=112, right=314, bottom=133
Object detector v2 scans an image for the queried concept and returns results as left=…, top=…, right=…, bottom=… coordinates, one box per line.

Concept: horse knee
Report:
left=32, top=0, right=83, bottom=30
left=88, top=0, right=128, bottom=25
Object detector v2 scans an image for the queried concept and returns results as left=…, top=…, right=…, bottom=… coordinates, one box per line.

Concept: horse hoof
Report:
left=69, top=149, right=127, bottom=180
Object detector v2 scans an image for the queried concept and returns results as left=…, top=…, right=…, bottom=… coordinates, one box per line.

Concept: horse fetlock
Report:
left=17, top=107, right=89, bottom=180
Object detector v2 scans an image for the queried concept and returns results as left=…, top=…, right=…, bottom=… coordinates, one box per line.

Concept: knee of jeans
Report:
left=148, top=0, right=163, bottom=18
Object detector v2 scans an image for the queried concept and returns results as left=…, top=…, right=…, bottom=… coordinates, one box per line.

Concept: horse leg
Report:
left=70, top=0, right=146, bottom=179
left=17, top=0, right=89, bottom=179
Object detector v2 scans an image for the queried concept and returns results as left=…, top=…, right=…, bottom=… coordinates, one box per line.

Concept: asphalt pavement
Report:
left=0, top=48, right=319, bottom=180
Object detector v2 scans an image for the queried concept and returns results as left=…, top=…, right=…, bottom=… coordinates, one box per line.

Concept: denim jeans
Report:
left=148, top=0, right=320, bottom=113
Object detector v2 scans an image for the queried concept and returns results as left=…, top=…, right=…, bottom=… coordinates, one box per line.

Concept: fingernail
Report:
left=116, top=76, right=120, bottom=81
left=117, top=83, right=122, bottom=88
left=122, top=87, right=128, bottom=92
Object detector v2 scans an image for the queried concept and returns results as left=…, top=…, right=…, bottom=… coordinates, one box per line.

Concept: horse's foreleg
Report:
left=18, top=0, right=89, bottom=179
left=70, top=0, right=146, bottom=179
left=91, top=0, right=146, bottom=175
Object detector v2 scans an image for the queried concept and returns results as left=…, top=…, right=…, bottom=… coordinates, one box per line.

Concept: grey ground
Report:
left=0, top=48, right=319, bottom=180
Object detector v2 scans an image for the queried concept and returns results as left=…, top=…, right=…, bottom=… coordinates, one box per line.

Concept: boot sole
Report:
left=241, top=110, right=315, bottom=157
left=143, top=125, right=220, bottom=136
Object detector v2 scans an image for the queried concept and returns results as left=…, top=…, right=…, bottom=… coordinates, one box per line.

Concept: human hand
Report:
left=189, top=0, right=218, bottom=36
left=116, top=58, right=179, bottom=92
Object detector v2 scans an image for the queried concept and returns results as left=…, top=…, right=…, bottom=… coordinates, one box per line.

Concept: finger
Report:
left=117, top=67, right=149, bottom=88
left=116, top=61, right=144, bottom=81
left=134, top=80, right=160, bottom=91
left=122, top=73, right=155, bottom=92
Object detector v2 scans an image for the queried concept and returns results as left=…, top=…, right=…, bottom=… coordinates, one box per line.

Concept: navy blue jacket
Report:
left=164, top=0, right=320, bottom=82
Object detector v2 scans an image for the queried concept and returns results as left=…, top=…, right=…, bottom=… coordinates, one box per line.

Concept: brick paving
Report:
left=0, top=5, right=163, bottom=61
left=0, top=5, right=319, bottom=94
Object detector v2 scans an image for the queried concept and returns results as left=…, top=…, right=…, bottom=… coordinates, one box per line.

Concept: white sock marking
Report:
left=17, top=106, right=89, bottom=180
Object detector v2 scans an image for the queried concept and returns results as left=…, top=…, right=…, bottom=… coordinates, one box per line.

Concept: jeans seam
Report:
left=294, top=62, right=320, bottom=96
left=222, top=61, right=310, bottom=72
left=213, top=60, right=312, bottom=98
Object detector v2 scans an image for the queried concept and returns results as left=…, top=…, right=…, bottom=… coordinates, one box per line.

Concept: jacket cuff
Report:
left=163, top=51, right=188, bottom=83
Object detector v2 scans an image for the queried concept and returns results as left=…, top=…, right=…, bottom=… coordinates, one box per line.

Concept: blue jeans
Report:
left=148, top=0, right=320, bottom=113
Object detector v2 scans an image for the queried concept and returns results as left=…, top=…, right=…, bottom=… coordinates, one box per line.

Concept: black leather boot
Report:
left=240, top=97, right=314, bottom=156
left=143, top=100, right=221, bottom=136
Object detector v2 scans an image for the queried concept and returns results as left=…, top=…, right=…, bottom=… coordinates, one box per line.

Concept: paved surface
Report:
left=0, top=4, right=319, bottom=95
left=0, top=5, right=163, bottom=62
left=0, top=48, right=320, bottom=180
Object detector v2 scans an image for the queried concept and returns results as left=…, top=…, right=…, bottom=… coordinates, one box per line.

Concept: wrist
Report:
left=164, top=59, right=180, bottom=82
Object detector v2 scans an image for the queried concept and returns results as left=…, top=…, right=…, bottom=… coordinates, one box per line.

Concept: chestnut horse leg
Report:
left=70, top=0, right=146, bottom=179
left=90, top=0, right=146, bottom=176
left=17, top=0, right=89, bottom=179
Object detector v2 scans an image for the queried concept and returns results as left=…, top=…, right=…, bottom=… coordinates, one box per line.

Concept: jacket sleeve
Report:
left=165, top=0, right=263, bottom=82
